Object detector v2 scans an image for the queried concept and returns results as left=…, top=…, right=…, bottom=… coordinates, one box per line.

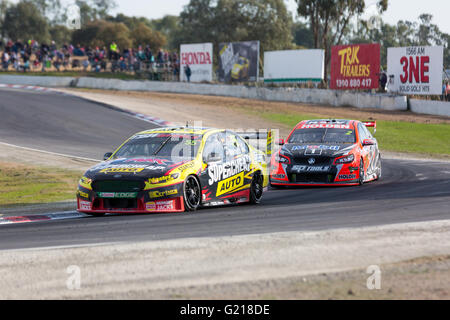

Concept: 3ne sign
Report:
left=387, top=46, right=443, bottom=95
left=330, top=43, right=380, bottom=90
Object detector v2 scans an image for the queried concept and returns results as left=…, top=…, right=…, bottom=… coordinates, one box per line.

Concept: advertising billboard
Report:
left=218, top=41, right=260, bottom=82
left=387, top=46, right=444, bottom=95
left=264, top=49, right=324, bottom=83
left=330, top=43, right=380, bottom=90
left=180, top=43, right=213, bottom=82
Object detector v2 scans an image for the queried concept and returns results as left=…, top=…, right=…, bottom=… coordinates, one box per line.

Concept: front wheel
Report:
left=183, top=175, right=201, bottom=211
left=359, top=159, right=365, bottom=185
left=249, top=172, right=264, bottom=204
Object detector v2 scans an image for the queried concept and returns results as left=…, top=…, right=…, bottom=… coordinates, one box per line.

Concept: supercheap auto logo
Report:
left=208, top=155, right=251, bottom=185
left=216, top=171, right=245, bottom=196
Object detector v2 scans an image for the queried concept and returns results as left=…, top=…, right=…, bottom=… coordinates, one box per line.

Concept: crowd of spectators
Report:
left=0, top=39, right=180, bottom=79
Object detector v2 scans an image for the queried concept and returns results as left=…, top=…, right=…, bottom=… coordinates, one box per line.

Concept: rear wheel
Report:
left=183, top=175, right=201, bottom=211
left=249, top=172, right=264, bottom=204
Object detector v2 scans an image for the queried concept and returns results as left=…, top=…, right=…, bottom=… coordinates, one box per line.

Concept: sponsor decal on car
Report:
left=77, top=190, right=89, bottom=199
left=97, top=192, right=138, bottom=198
left=125, top=158, right=169, bottom=165
left=292, top=145, right=340, bottom=151
left=208, top=155, right=250, bottom=185
left=216, top=171, right=245, bottom=196
left=338, top=174, right=356, bottom=179
left=98, top=164, right=166, bottom=173
left=300, top=124, right=350, bottom=129
left=79, top=200, right=92, bottom=210
left=149, top=189, right=178, bottom=198
left=145, top=200, right=175, bottom=211
left=291, top=165, right=331, bottom=173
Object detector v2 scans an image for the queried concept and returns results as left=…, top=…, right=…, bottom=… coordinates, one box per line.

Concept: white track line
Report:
left=0, top=141, right=99, bottom=162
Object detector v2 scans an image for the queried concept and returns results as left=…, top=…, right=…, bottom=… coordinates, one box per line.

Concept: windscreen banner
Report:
left=330, top=43, right=380, bottom=90
left=218, top=41, right=260, bottom=82
left=387, top=46, right=444, bottom=95
left=264, top=49, right=324, bottom=83
left=180, top=43, right=213, bottom=82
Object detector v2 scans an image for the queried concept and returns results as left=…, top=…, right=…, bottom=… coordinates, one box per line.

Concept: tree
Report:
left=292, top=21, right=314, bottom=48
left=130, top=22, right=167, bottom=50
left=176, top=0, right=293, bottom=58
left=296, top=0, right=388, bottom=81
left=3, top=0, right=51, bottom=43
left=0, top=0, right=10, bottom=40
left=72, top=20, right=131, bottom=49
left=75, top=0, right=116, bottom=24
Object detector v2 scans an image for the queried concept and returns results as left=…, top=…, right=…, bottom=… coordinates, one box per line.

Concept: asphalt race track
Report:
left=0, top=88, right=449, bottom=250
left=0, top=88, right=155, bottom=159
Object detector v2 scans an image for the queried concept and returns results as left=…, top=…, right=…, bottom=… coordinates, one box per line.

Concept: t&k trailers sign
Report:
left=330, top=43, right=380, bottom=90
left=387, top=46, right=444, bottom=95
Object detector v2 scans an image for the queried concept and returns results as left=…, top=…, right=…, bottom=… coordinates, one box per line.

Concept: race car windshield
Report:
left=113, top=135, right=202, bottom=160
left=288, top=128, right=356, bottom=144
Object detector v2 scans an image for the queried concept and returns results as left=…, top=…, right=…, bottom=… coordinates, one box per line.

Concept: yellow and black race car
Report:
left=77, top=127, right=269, bottom=216
left=231, top=56, right=250, bottom=81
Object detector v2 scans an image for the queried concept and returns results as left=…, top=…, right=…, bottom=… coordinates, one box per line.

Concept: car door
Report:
left=358, top=123, right=377, bottom=175
left=200, top=132, right=226, bottom=204
left=221, top=131, right=252, bottom=197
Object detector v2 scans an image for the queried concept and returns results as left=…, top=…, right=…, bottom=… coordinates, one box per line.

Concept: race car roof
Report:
left=295, top=119, right=355, bottom=130
left=135, top=127, right=216, bottom=136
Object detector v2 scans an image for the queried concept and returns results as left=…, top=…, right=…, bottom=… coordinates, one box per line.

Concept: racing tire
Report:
left=358, top=159, right=365, bottom=185
left=375, top=155, right=382, bottom=181
left=183, top=175, right=201, bottom=211
left=249, top=172, right=264, bottom=204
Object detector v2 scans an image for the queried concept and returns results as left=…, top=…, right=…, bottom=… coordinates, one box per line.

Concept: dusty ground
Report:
left=0, top=219, right=449, bottom=299
left=150, top=255, right=450, bottom=300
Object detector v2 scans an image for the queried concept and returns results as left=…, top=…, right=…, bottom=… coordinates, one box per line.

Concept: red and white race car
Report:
left=270, top=119, right=381, bottom=186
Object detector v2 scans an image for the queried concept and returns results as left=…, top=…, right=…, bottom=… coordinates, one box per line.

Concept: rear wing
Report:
left=363, top=121, right=377, bottom=134
left=235, top=129, right=277, bottom=158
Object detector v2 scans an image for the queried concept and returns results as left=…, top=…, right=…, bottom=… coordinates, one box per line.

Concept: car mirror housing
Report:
left=103, top=152, right=113, bottom=160
left=277, top=139, right=285, bottom=146
left=362, top=139, right=375, bottom=146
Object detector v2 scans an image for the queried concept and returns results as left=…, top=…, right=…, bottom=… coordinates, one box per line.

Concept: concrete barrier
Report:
left=8, top=74, right=450, bottom=115
left=409, top=99, right=450, bottom=117
left=0, top=75, right=75, bottom=87
left=75, top=77, right=408, bottom=111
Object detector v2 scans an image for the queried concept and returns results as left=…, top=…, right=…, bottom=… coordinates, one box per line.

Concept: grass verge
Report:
left=0, top=161, right=82, bottom=207
left=259, top=112, right=450, bottom=157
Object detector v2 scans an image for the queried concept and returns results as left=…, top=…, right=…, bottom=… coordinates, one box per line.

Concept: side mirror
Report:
left=103, top=152, right=113, bottom=160
left=206, top=153, right=222, bottom=163
left=277, top=139, right=285, bottom=146
left=362, top=139, right=375, bottom=146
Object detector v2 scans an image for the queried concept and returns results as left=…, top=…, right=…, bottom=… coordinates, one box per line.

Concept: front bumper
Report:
left=77, top=196, right=185, bottom=213
left=270, top=161, right=360, bottom=186
left=77, top=180, right=186, bottom=214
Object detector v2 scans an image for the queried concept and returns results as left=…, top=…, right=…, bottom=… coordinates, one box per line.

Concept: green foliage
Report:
left=175, top=0, right=293, bottom=53
left=130, top=22, right=167, bottom=50
left=72, top=20, right=131, bottom=49
left=3, top=0, right=51, bottom=43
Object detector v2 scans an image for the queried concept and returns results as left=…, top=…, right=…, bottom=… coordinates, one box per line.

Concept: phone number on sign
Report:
left=336, top=78, right=372, bottom=88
